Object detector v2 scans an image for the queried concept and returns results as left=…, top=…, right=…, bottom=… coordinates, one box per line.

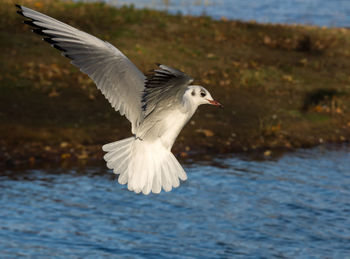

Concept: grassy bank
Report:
left=1, top=0, right=350, bottom=166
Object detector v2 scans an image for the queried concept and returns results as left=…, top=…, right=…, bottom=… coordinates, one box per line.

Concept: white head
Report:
left=183, top=85, right=222, bottom=109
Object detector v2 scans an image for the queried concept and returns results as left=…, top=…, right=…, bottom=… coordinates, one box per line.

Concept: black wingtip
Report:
left=15, top=4, right=24, bottom=15
left=15, top=4, right=71, bottom=59
left=23, top=20, right=41, bottom=29
left=53, top=44, right=66, bottom=52
left=42, top=38, right=66, bottom=52
left=16, top=10, right=25, bottom=17
left=63, top=54, right=73, bottom=60
left=43, top=37, right=56, bottom=44
left=32, top=28, right=46, bottom=36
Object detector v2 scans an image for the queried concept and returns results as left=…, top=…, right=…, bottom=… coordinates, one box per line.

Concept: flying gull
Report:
left=16, top=5, right=222, bottom=194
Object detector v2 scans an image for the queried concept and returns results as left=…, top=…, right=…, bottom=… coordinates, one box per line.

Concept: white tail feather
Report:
left=102, top=137, right=187, bottom=194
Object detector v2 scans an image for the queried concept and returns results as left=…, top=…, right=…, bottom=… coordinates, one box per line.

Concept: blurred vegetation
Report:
left=1, top=0, right=350, bottom=165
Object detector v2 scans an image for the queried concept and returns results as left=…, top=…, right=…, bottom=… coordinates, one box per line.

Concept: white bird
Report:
left=16, top=5, right=222, bottom=194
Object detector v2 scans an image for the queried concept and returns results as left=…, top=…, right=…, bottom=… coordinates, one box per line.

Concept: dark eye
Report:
left=200, top=92, right=206, bottom=97
left=191, top=90, right=196, bottom=96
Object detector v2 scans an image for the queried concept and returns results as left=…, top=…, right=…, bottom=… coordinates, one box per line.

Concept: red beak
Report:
left=207, top=99, right=223, bottom=107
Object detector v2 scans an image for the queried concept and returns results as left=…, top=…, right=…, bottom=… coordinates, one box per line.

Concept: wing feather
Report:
left=142, top=64, right=193, bottom=118
left=16, top=5, right=145, bottom=133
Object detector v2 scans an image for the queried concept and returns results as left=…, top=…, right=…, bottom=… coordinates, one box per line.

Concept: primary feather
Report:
left=16, top=4, right=145, bottom=133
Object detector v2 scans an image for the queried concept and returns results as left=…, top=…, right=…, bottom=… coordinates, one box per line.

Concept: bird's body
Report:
left=16, top=5, right=221, bottom=194
left=138, top=106, right=190, bottom=148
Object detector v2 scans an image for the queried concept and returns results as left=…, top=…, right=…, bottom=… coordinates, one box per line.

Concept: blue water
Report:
left=1, top=145, right=350, bottom=258
left=103, top=0, right=350, bottom=27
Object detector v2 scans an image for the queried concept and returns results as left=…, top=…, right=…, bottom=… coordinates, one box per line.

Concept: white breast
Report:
left=136, top=94, right=198, bottom=150
left=160, top=109, right=192, bottom=150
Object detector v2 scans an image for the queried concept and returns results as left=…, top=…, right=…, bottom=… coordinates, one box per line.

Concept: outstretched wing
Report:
left=16, top=5, right=145, bottom=133
left=142, top=64, right=194, bottom=118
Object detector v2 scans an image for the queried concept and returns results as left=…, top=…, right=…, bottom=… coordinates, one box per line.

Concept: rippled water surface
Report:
left=104, top=0, right=350, bottom=27
left=1, top=146, right=350, bottom=258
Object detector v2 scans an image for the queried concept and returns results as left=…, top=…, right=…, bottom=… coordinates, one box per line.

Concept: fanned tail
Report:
left=102, top=137, right=187, bottom=194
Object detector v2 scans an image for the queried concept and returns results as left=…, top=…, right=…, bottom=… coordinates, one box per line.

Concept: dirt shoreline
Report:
left=1, top=137, right=348, bottom=170
left=1, top=1, right=350, bottom=168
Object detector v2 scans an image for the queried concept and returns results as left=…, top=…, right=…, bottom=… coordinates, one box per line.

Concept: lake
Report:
left=1, top=145, right=350, bottom=258
left=102, top=0, right=350, bottom=27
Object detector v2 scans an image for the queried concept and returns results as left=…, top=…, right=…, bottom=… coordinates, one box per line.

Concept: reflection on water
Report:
left=1, top=145, right=350, bottom=258
left=101, top=0, right=350, bottom=27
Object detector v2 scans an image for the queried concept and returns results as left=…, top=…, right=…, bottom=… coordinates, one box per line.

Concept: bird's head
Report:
left=185, top=85, right=222, bottom=108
